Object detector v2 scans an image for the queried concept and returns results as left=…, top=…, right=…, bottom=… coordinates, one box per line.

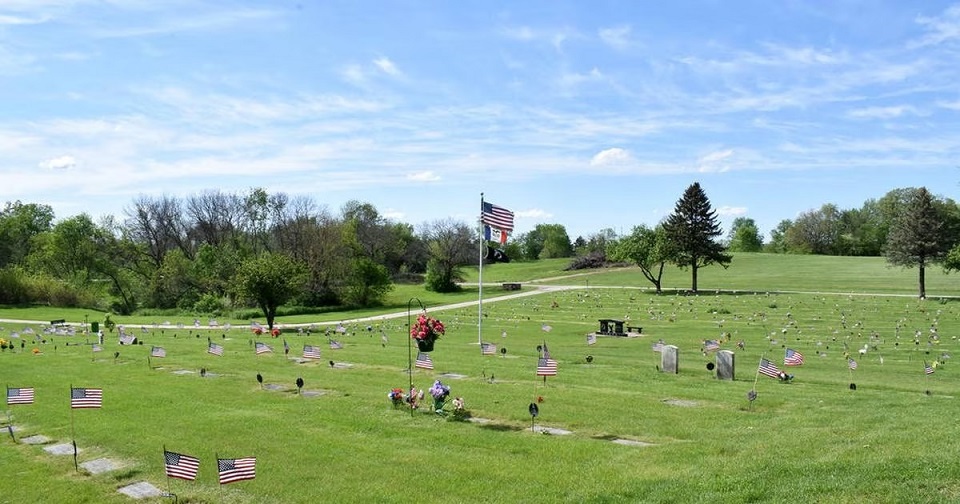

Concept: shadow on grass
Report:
left=478, top=423, right=525, bottom=432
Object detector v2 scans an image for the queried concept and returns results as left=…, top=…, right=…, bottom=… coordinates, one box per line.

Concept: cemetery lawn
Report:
left=3, top=253, right=960, bottom=502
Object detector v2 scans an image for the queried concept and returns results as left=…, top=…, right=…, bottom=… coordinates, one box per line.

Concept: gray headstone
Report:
left=44, top=443, right=77, bottom=455
left=716, top=350, right=735, bottom=380
left=21, top=434, right=51, bottom=445
left=81, top=458, right=120, bottom=474
left=117, top=482, right=163, bottom=499
left=533, top=425, right=573, bottom=435
left=661, top=345, right=679, bottom=374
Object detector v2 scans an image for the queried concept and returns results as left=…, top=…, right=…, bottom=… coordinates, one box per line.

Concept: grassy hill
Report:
left=2, top=253, right=959, bottom=503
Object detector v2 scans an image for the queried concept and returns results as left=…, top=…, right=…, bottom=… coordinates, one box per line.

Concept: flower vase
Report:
left=417, top=336, right=435, bottom=352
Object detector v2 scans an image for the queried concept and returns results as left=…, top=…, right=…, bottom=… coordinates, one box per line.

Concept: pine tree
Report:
left=884, top=187, right=949, bottom=299
left=663, top=182, right=732, bottom=292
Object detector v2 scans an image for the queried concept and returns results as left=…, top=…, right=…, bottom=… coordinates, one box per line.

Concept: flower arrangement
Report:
left=271, top=328, right=281, bottom=337
left=411, top=313, right=445, bottom=351
left=429, top=380, right=450, bottom=414
left=388, top=388, right=405, bottom=408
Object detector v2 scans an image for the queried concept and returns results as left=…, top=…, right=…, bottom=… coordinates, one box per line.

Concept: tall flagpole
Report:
left=478, top=193, right=484, bottom=347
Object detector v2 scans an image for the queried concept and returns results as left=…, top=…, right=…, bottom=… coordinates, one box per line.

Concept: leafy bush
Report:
left=565, top=251, right=608, bottom=271
left=193, top=293, right=224, bottom=315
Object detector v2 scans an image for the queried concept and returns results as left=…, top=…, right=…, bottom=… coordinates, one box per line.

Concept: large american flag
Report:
left=7, top=387, right=34, bottom=405
left=758, top=359, right=781, bottom=379
left=481, top=201, right=514, bottom=232
left=164, top=450, right=200, bottom=481
left=586, top=333, right=597, bottom=346
left=218, top=457, right=256, bottom=485
left=255, top=342, right=273, bottom=355
left=703, top=339, right=720, bottom=352
left=415, top=352, right=434, bottom=370
left=848, top=358, right=858, bottom=370
left=71, top=387, right=102, bottom=408
left=329, top=340, right=343, bottom=350
left=784, top=348, right=804, bottom=366
left=208, top=342, right=224, bottom=356
left=481, top=342, right=497, bottom=355
left=302, top=345, right=321, bottom=359
left=925, top=361, right=935, bottom=375
left=537, top=357, right=558, bottom=376
left=151, top=346, right=166, bottom=358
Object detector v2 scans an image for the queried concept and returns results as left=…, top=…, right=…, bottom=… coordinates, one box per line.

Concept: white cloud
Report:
left=716, top=206, right=747, bottom=217
left=847, top=105, right=921, bottom=119
left=936, top=99, right=960, bottom=111
left=39, top=155, right=76, bottom=170
left=373, top=56, right=401, bottom=76
left=590, top=147, right=632, bottom=166
left=912, top=5, right=960, bottom=47
left=696, top=149, right=734, bottom=173
left=407, top=171, right=440, bottom=182
left=599, top=25, right=632, bottom=50
left=382, top=208, right=405, bottom=221
left=516, top=208, right=552, bottom=220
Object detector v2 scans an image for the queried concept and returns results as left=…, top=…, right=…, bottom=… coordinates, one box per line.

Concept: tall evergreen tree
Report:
left=663, top=182, right=731, bottom=292
left=884, top=187, right=950, bottom=299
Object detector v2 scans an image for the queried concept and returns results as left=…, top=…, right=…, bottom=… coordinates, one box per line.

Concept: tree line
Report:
left=0, top=184, right=955, bottom=324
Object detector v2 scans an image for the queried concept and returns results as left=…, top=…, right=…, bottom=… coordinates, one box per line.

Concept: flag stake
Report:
left=69, top=384, right=78, bottom=472
left=478, top=192, right=484, bottom=347
left=407, top=297, right=425, bottom=418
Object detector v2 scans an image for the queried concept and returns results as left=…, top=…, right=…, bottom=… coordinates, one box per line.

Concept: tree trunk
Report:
left=691, top=262, right=699, bottom=293
left=918, top=264, right=926, bottom=299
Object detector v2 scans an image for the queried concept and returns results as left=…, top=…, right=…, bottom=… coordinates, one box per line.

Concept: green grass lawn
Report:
left=3, top=254, right=960, bottom=503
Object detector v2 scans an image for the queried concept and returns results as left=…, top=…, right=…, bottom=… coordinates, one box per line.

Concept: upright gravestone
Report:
left=716, top=350, right=735, bottom=380
left=661, top=345, right=679, bottom=374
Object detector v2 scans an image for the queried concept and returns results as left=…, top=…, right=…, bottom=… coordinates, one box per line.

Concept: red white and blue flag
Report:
left=784, top=348, right=804, bottom=366
left=415, top=352, right=434, bottom=370
left=218, top=457, right=256, bottom=485
left=255, top=342, right=273, bottom=355
left=481, top=342, right=497, bottom=355
left=208, top=342, right=224, bottom=356
left=303, top=345, right=321, bottom=359
left=71, top=387, right=102, bottom=408
left=164, top=450, right=200, bottom=481
left=483, top=225, right=508, bottom=245
left=481, top=201, right=514, bottom=233
left=7, top=387, right=34, bottom=405
left=537, top=357, right=558, bottom=376
left=758, top=359, right=781, bottom=379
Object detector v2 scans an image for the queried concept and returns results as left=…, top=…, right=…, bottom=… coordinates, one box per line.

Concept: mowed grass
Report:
left=3, top=254, right=960, bottom=503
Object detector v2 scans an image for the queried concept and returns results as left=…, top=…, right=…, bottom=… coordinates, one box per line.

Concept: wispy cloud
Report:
left=599, top=25, right=632, bottom=50
left=407, top=171, right=440, bottom=182
left=39, top=155, right=76, bottom=170
left=516, top=208, right=552, bottom=220
left=847, top=105, right=922, bottom=119
left=93, top=7, right=283, bottom=38
left=911, top=5, right=960, bottom=48
left=716, top=206, right=748, bottom=218
left=373, top=56, right=401, bottom=76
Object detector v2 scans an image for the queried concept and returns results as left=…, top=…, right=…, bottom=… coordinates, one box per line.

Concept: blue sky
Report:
left=3, top=1, right=959, bottom=241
